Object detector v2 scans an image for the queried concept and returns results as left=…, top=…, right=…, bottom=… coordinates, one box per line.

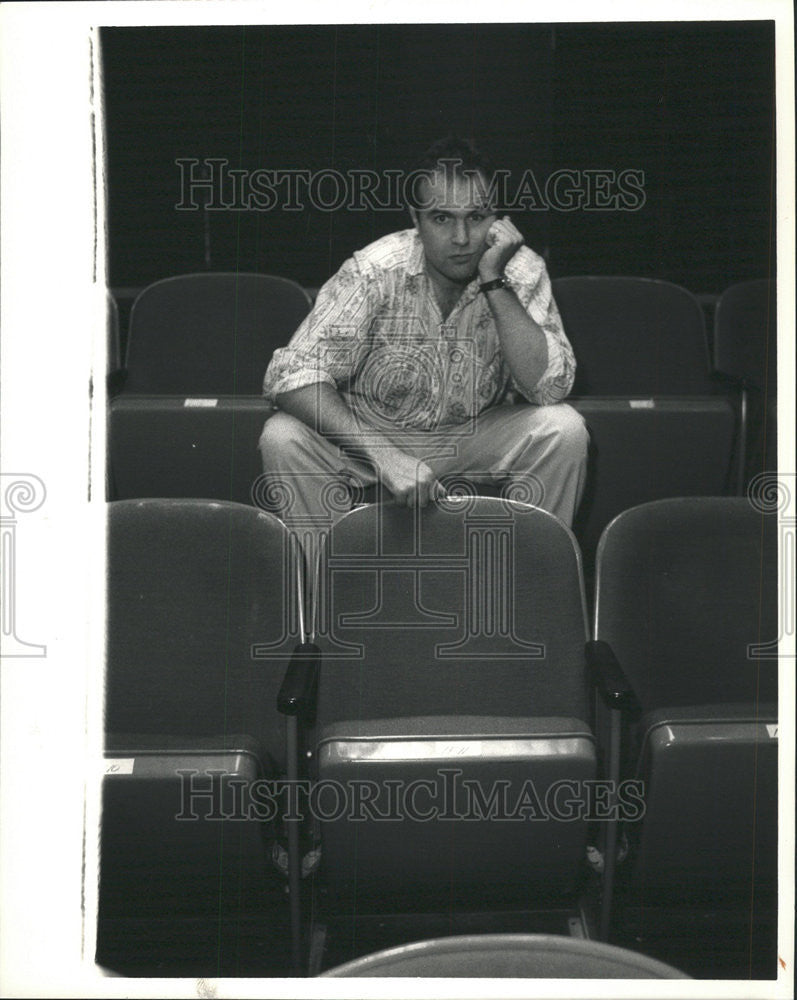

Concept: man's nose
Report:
left=451, top=220, right=469, bottom=245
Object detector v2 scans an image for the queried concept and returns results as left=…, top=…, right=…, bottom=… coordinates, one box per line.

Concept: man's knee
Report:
left=541, top=404, right=589, bottom=456
left=258, top=412, right=316, bottom=464
left=519, top=403, right=589, bottom=460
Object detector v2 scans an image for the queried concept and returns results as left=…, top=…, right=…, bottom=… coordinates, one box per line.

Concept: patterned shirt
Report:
left=263, top=229, right=576, bottom=431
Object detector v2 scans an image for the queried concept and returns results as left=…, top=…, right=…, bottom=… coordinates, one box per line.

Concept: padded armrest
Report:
left=586, top=640, right=640, bottom=712
left=277, top=642, right=320, bottom=717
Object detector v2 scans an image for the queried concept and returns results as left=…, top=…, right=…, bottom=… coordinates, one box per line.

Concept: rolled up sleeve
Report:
left=507, top=254, right=576, bottom=406
left=263, top=256, right=378, bottom=406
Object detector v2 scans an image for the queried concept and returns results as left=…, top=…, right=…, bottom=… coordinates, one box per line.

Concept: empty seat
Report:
left=552, top=277, right=736, bottom=567
left=298, top=497, right=597, bottom=961
left=555, top=277, right=717, bottom=397
left=713, top=279, right=777, bottom=492
left=108, top=272, right=312, bottom=504
left=98, top=498, right=302, bottom=975
left=321, top=933, right=690, bottom=977
left=588, top=498, right=778, bottom=971
left=121, top=273, right=312, bottom=395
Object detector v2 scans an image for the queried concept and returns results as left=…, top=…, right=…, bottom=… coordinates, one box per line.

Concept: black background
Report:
left=102, top=22, right=775, bottom=295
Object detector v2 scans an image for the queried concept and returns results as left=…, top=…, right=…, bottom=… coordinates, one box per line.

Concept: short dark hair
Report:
left=406, top=135, right=496, bottom=209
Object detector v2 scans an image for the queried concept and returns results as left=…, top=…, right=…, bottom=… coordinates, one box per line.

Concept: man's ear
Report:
left=408, top=205, right=419, bottom=231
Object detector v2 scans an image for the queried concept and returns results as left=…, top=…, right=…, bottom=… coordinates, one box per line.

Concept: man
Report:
left=259, top=137, right=587, bottom=562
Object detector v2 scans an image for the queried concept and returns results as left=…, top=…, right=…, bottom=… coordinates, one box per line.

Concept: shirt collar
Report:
left=407, top=231, right=426, bottom=276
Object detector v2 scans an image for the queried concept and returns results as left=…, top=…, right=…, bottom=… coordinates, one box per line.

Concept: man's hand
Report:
left=478, top=215, right=525, bottom=282
left=378, top=448, right=446, bottom=507
left=277, top=384, right=447, bottom=508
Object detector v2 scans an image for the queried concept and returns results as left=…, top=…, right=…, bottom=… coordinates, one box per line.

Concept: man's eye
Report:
left=433, top=214, right=449, bottom=224
left=471, top=213, right=485, bottom=222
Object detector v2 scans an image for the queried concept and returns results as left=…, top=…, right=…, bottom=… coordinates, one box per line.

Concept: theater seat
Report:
left=587, top=498, right=778, bottom=974
left=98, top=498, right=302, bottom=975
left=292, top=497, right=598, bottom=965
left=108, top=272, right=312, bottom=505
left=320, top=933, right=690, bottom=977
left=713, top=279, right=777, bottom=493
left=552, top=277, right=736, bottom=568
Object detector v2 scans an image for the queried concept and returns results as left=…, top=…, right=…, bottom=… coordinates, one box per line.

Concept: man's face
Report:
left=410, top=170, right=497, bottom=289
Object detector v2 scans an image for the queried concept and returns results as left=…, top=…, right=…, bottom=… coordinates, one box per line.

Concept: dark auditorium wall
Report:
left=101, top=21, right=775, bottom=298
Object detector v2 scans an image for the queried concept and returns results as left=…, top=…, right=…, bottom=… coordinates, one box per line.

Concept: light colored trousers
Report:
left=257, top=402, right=589, bottom=582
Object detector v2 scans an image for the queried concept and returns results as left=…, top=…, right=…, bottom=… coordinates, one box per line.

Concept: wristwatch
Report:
left=479, top=276, right=507, bottom=294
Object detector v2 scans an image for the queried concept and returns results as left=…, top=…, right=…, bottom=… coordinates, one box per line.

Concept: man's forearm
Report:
left=477, top=215, right=550, bottom=399
left=482, top=286, right=549, bottom=399
left=276, top=383, right=390, bottom=466
left=275, top=383, right=445, bottom=506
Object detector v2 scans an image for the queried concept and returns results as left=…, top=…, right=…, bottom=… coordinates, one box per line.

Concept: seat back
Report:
left=317, top=497, right=590, bottom=722
left=106, top=497, right=299, bottom=758
left=124, top=272, right=312, bottom=394
left=321, top=933, right=690, bottom=977
left=552, top=276, right=714, bottom=395
left=594, top=497, right=777, bottom=709
left=713, top=278, right=776, bottom=392
left=313, top=498, right=595, bottom=909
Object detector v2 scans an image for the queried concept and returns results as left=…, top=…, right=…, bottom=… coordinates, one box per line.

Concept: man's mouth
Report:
left=450, top=253, right=474, bottom=263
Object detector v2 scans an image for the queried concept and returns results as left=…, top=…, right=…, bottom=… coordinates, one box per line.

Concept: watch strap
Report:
left=479, top=276, right=507, bottom=294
